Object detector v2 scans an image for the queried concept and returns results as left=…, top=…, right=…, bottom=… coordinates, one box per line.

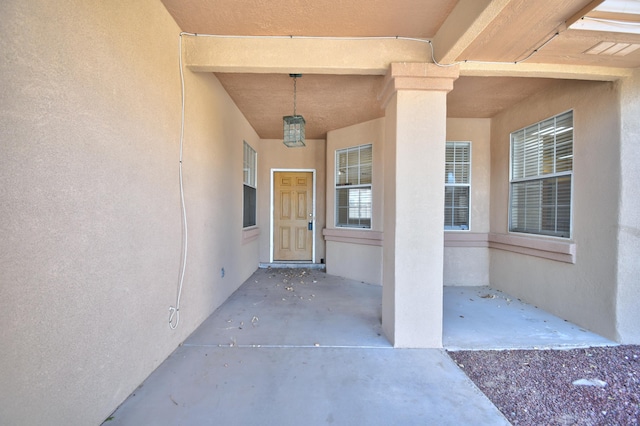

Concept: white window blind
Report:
left=336, top=144, right=372, bottom=228
left=243, top=141, right=257, bottom=187
left=509, top=111, right=573, bottom=238
left=445, top=142, right=471, bottom=230
left=243, top=141, right=257, bottom=228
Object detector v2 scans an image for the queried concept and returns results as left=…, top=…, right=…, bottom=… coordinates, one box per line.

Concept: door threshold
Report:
left=260, top=262, right=326, bottom=270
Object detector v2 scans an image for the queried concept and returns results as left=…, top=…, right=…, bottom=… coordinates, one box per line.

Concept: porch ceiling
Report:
left=161, top=0, right=640, bottom=139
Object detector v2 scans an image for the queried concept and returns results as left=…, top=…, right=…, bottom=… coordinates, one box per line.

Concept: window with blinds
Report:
left=243, top=141, right=257, bottom=228
left=509, top=110, right=573, bottom=238
left=445, top=142, right=471, bottom=230
left=336, top=144, right=372, bottom=228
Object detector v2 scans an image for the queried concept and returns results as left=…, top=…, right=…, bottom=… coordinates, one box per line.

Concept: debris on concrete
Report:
left=572, top=378, right=607, bottom=388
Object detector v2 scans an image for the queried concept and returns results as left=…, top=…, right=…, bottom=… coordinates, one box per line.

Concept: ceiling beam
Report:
left=460, top=61, right=633, bottom=81
left=431, top=0, right=513, bottom=64
left=182, top=32, right=633, bottom=82
left=565, top=0, right=605, bottom=27
left=183, top=35, right=430, bottom=75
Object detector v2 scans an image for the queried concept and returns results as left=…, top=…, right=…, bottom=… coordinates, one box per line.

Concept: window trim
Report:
left=335, top=144, right=373, bottom=229
left=243, top=141, right=257, bottom=229
left=508, top=110, right=574, bottom=239
left=444, top=141, right=471, bottom=232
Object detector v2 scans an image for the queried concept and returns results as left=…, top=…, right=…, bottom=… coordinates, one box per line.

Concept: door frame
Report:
left=270, top=168, right=316, bottom=263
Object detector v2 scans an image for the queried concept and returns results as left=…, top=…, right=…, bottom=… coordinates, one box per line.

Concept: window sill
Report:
left=242, top=226, right=260, bottom=244
left=444, top=233, right=489, bottom=248
left=323, top=228, right=383, bottom=247
left=444, top=232, right=576, bottom=263
left=488, top=232, right=576, bottom=264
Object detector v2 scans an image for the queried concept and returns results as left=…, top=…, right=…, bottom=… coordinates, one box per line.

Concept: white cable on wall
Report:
left=169, top=32, right=195, bottom=330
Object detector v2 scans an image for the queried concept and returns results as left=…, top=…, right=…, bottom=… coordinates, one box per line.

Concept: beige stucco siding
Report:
left=0, top=1, right=260, bottom=424
left=444, top=118, right=491, bottom=286
left=489, top=80, right=620, bottom=340
left=616, top=69, right=640, bottom=344
left=324, top=117, right=492, bottom=287
left=325, top=241, right=384, bottom=284
left=257, top=139, right=327, bottom=263
left=325, top=118, right=385, bottom=284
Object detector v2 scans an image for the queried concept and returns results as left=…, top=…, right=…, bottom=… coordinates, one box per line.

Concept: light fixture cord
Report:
left=293, top=77, right=297, bottom=116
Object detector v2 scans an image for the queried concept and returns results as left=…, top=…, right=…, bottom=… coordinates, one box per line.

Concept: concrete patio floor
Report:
left=105, top=268, right=615, bottom=425
left=443, top=286, right=615, bottom=351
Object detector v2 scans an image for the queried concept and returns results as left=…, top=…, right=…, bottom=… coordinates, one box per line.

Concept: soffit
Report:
left=456, top=0, right=587, bottom=62
left=216, top=74, right=560, bottom=138
left=215, top=73, right=386, bottom=140
left=531, top=28, right=640, bottom=68
left=161, top=0, right=457, bottom=37
left=447, top=77, right=559, bottom=118
left=457, top=0, right=640, bottom=68
left=161, top=0, right=640, bottom=139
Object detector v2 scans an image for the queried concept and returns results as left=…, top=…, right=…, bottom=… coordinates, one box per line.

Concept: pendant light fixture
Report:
left=283, top=74, right=305, bottom=147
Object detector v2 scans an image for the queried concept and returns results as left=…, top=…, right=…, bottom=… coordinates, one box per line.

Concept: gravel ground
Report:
left=448, top=345, right=640, bottom=426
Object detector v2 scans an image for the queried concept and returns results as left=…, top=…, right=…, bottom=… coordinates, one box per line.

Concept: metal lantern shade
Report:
left=283, top=114, right=306, bottom=147
left=283, top=74, right=305, bottom=147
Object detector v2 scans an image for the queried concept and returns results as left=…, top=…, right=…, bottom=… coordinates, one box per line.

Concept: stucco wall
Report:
left=323, top=117, right=491, bottom=287
left=257, top=139, right=326, bottom=263
left=0, top=1, right=260, bottom=424
left=489, top=79, right=620, bottom=340
left=325, top=118, right=385, bottom=284
left=616, top=70, right=640, bottom=344
left=444, top=118, right=491, bottom=286
left=382, top=95, right=398, bottom=341
left=382, top=86, right=448, bottom=348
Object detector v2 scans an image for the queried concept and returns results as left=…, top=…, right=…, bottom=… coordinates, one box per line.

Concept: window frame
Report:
left=243, top=141, right=257, bottom=229
left=335, top=144, right=373, bottom=229
left=444, top=141, right=471, bottom=231
left=508, top=110, right=574, bottom=239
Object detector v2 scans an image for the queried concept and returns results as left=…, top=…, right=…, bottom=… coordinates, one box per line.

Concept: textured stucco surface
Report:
left=325, top=118, right=384, bottom=284
left=444, top=247, right=490, bottom=286
left=383, top=88, right=448, bottom=348
left=444, top=118, right=491, bottom=286
left=257, top=138, right=327, bottom=264
left=161, top=0, right=457, bottom=38
left=325, top=241, right=383, bottom=286
left=324, top=117, right=492, bottom=287
left=446, top=118, right=491, bottom=233
left=489, top=80, right=620, bottom=341
left=326, top=118, right=386, bottom=233
left=2, top=4, right=638, bottom=425
left=616, top=69, right=640, bottom=344
left=0, top=1, right=259, bottom=424
left=382, top=97, right=398, bottom=345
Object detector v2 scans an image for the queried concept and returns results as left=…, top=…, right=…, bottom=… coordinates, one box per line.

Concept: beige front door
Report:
left=274, top=172, right=313, bottom=261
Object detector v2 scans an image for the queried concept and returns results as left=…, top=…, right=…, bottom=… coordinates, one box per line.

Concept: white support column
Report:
left=380, top=63, right=459, bottom=348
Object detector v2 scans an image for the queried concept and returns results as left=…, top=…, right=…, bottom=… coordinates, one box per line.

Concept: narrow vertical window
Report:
left=444, top=142, right=471, bottom=230
left=509, top=110, right=573, bottom=238
left=335, top=144, right=372, bottom=228
left=243, top=141, right=257, bottom=228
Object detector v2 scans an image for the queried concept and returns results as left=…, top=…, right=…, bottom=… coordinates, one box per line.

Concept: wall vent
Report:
left=584, top=41, right=640, bottom=56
